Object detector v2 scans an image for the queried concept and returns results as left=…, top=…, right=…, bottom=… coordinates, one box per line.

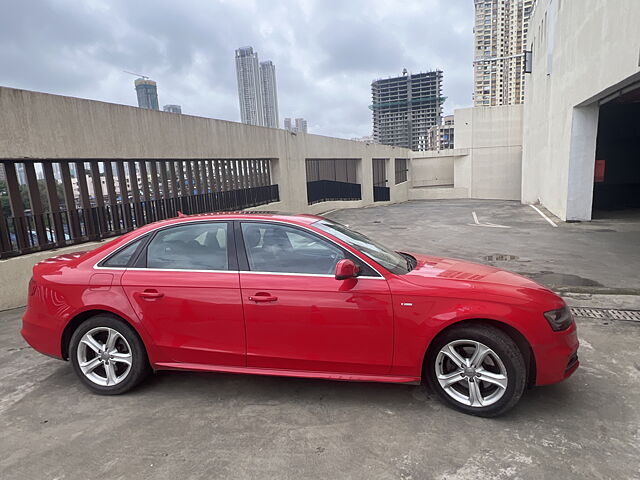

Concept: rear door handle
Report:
left=140, top=289, right=164, bottom=300
left=249, top=292, right=278, bottom=303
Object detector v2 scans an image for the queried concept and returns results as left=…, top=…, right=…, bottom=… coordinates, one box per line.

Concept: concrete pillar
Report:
left=566, top=104, right=599, bottom=221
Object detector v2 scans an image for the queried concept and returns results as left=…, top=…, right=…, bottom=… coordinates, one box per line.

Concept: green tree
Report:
left=0, top=179, right=66, bottom=217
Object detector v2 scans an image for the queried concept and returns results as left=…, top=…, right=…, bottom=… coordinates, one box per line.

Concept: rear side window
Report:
left=146, top=223, right=229, bottom=271
left=102, top=238, right=144, bottom=268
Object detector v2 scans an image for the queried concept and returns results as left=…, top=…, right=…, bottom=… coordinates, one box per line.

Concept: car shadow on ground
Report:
left=35, top=364, right=580, bottom=423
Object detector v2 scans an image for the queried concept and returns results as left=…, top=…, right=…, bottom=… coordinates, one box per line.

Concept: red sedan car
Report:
left=22, top=213, right=579, bottom=417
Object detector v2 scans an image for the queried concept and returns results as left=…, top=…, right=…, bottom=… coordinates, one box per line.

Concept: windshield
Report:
left=313, top=219, right=411, bottom=275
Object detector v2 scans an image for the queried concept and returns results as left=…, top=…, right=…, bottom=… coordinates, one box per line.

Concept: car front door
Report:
left=237, top=221, right=393, bottom=375
left=121, top=221, right=245, bottom=366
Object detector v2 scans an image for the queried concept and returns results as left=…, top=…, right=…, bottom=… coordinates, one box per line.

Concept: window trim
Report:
left=94, top=220, right=237, bottom=272
left=96, top=234, right=151, bottom=269
left=235, top=220, right=382, bottom=278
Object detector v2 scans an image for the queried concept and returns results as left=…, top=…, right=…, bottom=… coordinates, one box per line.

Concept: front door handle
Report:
left=140, top=289, right=164, bottom=300
left=248, top=292, right=278, bottom=303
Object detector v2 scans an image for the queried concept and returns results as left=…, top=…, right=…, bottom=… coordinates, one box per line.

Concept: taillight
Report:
left=28, top=278, right=37, bottom=296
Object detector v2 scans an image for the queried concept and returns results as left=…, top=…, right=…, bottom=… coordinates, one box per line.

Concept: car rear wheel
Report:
left=426, top=324, right=526, bottom=417
left=69, top=315, right=150, bottom=395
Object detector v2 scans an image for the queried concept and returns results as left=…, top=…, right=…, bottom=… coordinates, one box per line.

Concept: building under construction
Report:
left=371, top=70, right=445, bottom=151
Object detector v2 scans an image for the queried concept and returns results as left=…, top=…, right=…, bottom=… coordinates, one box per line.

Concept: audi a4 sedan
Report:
left=22, top=213, right=579, bottom=417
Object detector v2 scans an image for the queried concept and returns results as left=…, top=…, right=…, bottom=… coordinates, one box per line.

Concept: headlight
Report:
left=544, top=306, right=573, bottom=331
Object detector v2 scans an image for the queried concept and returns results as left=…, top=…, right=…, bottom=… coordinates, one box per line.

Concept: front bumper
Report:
left=533, top=321, right=579, bottom=385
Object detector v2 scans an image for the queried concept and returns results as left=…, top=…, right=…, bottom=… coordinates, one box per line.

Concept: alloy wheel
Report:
left=76, top=327, right=133, bottom=387
left=435, top=339, right=508, bottom=407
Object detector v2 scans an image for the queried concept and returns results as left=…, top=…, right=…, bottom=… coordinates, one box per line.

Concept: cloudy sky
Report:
left=0, top=0, right=474, bottom=139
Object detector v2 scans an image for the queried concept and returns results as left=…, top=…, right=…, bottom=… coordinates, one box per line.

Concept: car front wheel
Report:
left=69, top=315, right=150, bottom=395
left=426, top=324, right=527, bottom=417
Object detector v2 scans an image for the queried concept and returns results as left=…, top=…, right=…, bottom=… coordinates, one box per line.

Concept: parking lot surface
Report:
left=327, top=199, right=640, bottom=293
left=1, top=200, right=639, bottom=479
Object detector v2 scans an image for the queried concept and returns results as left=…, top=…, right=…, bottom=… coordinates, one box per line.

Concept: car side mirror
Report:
left=335, top=259, right=360, bottom=280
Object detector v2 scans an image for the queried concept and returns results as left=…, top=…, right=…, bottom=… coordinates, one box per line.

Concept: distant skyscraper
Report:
left=235, top=47, right=264, bottom=126
left=235, top=46, right=279, bottom=127
left=473, top=0, right=533, bottom=106
left=163, top=104, right=182, bottom=113
left=260, top=61, right=279, bottom=128
left=371, top=70, right=444, bottom=151
left=135, top=78, right=159, bottom=110
left=284, top=117, right=308, bottom=134
left=295, top=118, right=307, bottom=134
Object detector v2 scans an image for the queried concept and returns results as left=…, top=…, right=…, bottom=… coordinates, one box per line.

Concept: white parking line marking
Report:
left=529, top=204, right=558, bottom=227
left=470, top=211, right=511, bottom=229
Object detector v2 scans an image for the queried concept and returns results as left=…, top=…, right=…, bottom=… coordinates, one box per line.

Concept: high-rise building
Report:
left=284, top=117, right=308, bottom=134
left=260, top=61, right=279, bottom=128
left=163, top=104, right=182, bottom=114
left=427, top=114, right=455, bottom=150
left=134, top=78, right=159, bottom=110
left=235, top=47, right=264, bottom=126
left=295, top=118, right=307, bottom=134
left=371, top=70, right=444, bottom=151
left=473, top=0, right=534, bottom=106
left=235, top=47, right=279, bottom=127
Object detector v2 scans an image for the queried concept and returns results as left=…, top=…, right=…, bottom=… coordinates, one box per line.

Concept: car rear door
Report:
left=121, top=221, right=245, bottom=366
left=237, top=221, right=394, bottom=375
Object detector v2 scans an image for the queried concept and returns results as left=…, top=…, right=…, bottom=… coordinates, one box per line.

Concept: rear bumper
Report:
left=533, top=322, right=579, bottom=385
left=21, top=309, right=63, bottom=359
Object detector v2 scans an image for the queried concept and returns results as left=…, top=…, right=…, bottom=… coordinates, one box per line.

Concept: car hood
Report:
left=401, top=253, right=562, bottom=306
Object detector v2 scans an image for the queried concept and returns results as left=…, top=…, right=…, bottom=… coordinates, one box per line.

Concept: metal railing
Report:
left=395, top=158, right=408, bottom=184
left=0, top=159, right=278, bottom=258
left=307, top=180, right=361, bottom=205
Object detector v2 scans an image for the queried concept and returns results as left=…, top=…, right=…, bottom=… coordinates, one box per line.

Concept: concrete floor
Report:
left=1, top=200, right=640, bottom=479
left=328, top=200, right=640, bottom=293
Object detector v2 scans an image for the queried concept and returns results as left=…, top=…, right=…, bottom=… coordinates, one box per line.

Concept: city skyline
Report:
left=0, top=0, right=474, bottom=139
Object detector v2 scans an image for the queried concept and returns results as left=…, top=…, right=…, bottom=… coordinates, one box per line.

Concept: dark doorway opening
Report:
left=373, top=158, right=390, bottom=202
left=592, top=86, right=640, bottom=218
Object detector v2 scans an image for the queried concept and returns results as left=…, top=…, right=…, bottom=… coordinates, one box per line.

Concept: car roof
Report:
left=141, top=211, right=326, bottom=229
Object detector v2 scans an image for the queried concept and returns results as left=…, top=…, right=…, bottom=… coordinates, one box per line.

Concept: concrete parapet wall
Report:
left=0, top=86, right=413, bottom=310
left=0, top=86, right=411, bottom=215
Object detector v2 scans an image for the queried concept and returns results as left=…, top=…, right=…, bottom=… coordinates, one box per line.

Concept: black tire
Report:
left=425, top=324, right=526, bottom=417
left=69, top=314, right=151, bottom=395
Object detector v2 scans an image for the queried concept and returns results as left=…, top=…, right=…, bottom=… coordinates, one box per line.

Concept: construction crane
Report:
left=123, top=70, right=150, bottom=80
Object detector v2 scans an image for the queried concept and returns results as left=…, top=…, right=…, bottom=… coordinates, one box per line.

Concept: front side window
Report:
left=241, top=223, right=344, bottom=275
left=146, top=223, right=229, bottom=271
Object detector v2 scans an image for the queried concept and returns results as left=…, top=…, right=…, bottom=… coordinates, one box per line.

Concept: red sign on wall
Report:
left=594, top=159, right=605, bottom=183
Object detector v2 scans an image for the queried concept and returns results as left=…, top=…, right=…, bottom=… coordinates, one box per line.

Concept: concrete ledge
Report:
left=409, top=187, right=469, bottom=200
left=0, top=241, right=107, bottom=311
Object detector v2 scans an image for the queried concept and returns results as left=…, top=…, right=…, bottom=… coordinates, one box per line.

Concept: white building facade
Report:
left=521, top=0, right=640, bottom=221
left=235, top=47, right=264, bottom=126
left=260, top=61, right=279, bottom=128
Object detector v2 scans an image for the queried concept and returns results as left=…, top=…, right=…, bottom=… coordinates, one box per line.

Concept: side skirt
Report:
left=154, top=362, right=421, bottom=385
